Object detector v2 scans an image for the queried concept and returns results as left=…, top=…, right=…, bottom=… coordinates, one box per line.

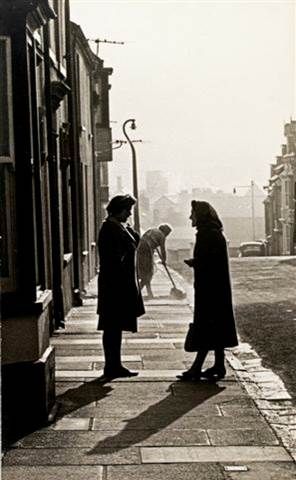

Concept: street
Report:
left=2, top=263, right=296, bottom=479
left=231, top=257, right=296, bottom=404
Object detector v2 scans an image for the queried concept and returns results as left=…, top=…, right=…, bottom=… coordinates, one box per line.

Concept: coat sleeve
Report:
left=98, top=224, right=126, bottom=277
left=158, top=235, right=167, bottom=262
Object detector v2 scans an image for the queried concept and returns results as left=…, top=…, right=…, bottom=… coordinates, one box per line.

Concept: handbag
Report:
left=184, top=322, right=198, bottom=352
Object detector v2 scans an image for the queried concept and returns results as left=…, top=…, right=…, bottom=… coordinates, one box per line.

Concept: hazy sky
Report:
left=70, top=0, right=295, bottom=195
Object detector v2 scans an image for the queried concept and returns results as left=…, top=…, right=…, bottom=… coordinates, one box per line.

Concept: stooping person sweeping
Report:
left=137, top=224, right=172, bottom=298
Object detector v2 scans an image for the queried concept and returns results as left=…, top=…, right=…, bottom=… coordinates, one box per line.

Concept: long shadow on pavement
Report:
left=86, top=381, right=225, bottom=455
left=56, top=379, right=113, bottom=417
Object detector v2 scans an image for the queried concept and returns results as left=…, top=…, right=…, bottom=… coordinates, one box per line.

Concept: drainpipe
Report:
left=43, top=24, right=65, bottom=328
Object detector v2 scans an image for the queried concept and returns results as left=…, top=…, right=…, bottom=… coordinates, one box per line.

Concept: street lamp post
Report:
left=122, top=119, right=141, bottom=233
left=233, top=180, right=256, bottom=241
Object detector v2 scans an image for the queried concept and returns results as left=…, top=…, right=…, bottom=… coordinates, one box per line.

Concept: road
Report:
left=230, top=257, right=296, bottom=405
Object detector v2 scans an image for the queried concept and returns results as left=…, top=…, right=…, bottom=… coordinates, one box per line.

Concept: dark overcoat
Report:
left=97, top=219, right=145, bottom=332
left=192, top=224, right=238, bottom=350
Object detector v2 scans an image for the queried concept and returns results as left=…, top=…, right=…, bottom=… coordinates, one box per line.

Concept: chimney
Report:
left=287, top=136, right=295, bottom=154
left=116, top=176, right=123, bottom=193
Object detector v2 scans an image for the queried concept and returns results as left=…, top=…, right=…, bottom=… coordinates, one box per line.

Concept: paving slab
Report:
left=141, top=351, right=193, bottom=360
left=12, top=429, right=210, bottom=448
left=145, top=306, right=190, bottom=313
left=106, top=463, right=224, bottom=480
left=255, top=400, right=294, bottom=410
left=3, top=447, right=141, bottom=466
left=207, top=428, right=279, bottom=446
left=56, top=369, right=185, bottom=380
left=55, top=348, right=103, bottom=356
left=2, top=466, right=103, bottom=480
left=50, top=417, right=91, bottom=430
left=56, top=362, right=94, bottom=371
left=222, top=462, right=296, bottom=479
left=140, top=446, right=292, bottom=463
left=56, top=405, right=97, bottom=417
left=261, top=410, right=296, bottom=425
left=91, top=413, right=271, bottom=432
left=219, top=406, right=261, bottom=417
left=142, top=361, right=185, bottom=369
left=60, top=401, right=220, bottom=418
left=56, top=355, right=141, bottom=362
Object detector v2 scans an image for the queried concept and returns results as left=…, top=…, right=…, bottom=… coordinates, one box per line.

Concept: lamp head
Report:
left=131, top=119, right=136, bottom=130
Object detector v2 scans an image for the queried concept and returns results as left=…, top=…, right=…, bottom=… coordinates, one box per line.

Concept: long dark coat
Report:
left=192, top=224, right=238, bottom=350
left=97, top=219, right=145, bottom=332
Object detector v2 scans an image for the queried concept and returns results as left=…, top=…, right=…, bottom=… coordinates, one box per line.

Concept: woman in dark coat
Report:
left=97, top=194, right=145, bottom=379
left=178, top=200, right=238, bottom=381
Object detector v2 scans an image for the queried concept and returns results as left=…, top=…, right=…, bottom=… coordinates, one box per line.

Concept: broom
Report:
left=155, top=248, right=186, bottom=299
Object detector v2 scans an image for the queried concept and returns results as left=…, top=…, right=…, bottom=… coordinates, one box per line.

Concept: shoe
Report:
left=117, top=366, right=139, bottom=378
left=201, top=366, right=226, bottom=381
left=176, top=370, right=201, bottom=381
left=104, top=366, right=139, bottom=379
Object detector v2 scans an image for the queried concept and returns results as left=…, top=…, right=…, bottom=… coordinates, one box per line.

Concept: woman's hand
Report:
left=184, top=258, right=194, bottom=268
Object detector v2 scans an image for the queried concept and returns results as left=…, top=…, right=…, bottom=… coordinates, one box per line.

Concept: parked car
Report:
left=238, top=241, right=266, bottom=257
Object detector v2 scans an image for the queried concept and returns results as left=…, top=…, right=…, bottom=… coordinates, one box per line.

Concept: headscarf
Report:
left=191, top=200, right=223, bottom=230
left=106, top=194, right=136, bottom=216
left=158, top=224, right=172, bottom=236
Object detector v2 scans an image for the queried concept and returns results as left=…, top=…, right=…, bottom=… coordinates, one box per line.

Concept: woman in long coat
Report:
left=97, top=194, right=145, bottom=379
left=178, top=200, right=238, bottom=381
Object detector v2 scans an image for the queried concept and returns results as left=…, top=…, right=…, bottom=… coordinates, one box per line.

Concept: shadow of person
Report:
left=2, top=379, right=112, bottom=449
left=86, top=381, right=225, bottom=455
left=56, top=379, right=113, bottom=418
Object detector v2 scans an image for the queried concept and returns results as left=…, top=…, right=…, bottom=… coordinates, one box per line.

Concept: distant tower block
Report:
left=116, top=176, right=124, bottom=194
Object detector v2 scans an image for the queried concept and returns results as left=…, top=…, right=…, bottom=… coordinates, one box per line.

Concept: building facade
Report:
left=0, top=0, right=113, bottom=443
left=68, top=21, right=113, bottom=296
left=264, top=121, right=296, bottom=255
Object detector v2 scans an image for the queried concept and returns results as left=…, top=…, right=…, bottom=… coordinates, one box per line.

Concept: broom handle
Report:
left=155, top=247, right=177, bottom=289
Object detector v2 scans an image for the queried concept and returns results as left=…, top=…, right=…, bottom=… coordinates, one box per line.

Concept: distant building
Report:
left=264, top=121, right=296, bottom=255
left=146, top=170, right=168, bottom=200
left=152, top=195, right=183, bottom=225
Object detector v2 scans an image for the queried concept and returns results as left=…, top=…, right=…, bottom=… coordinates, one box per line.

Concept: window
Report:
left=0, top=164, right=16, bottom=291
left=0, top=37, right=14, bottom=164
left=0, top=37, right=16, bottom=291
left=285, top=180, right=290, bottom=207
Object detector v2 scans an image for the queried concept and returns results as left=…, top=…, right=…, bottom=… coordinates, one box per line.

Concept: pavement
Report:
left=2, top=265, right=296, bottom=479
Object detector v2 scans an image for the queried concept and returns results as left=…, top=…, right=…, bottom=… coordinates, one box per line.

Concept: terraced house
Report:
left=0, top=0, right=113, bottom=444
left=264, top=120, right=296, bottom=256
